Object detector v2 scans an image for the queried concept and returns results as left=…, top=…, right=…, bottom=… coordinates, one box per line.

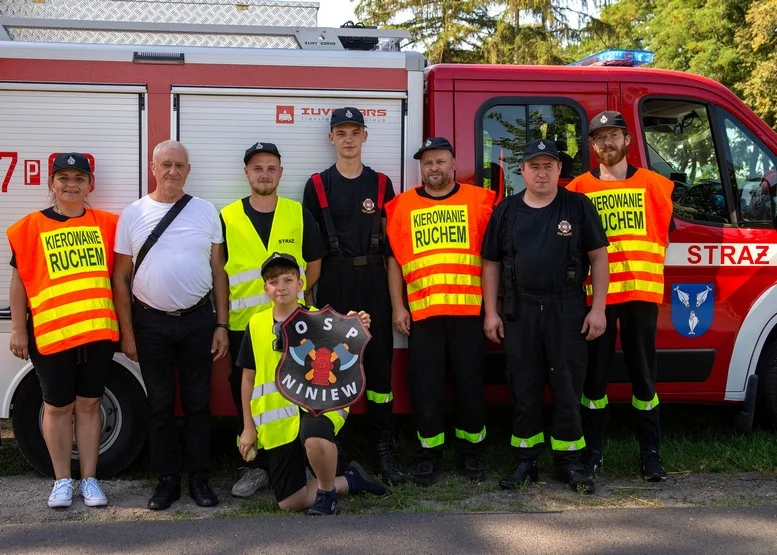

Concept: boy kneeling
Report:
left=237, top=253, right=390, bottom=515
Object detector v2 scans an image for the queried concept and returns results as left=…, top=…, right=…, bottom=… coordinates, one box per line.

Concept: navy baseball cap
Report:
left=589, top=111, right=628, bottom=136
left=261, top=252, right=299, bottom=277
left=413, top=137, right=455, bottom=160
left=244, top=142, right=282, bottom=165
left=330, top=107, right=366, bottom=129
left=522, top=139, right=560, bottom=163
left=51, top=152, right=92, bottom=176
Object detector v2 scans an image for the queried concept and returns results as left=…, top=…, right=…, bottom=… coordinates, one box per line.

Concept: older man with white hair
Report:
left=112, top=140, right=229, bottom=510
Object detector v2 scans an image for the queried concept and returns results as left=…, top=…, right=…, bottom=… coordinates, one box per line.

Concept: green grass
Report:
left=1, top=403, right=776, bottom=516
left=0, top=438, right=34, bottom=477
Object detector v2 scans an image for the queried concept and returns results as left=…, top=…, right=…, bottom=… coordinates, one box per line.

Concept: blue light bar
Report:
left=570, top=49, right=655, bottom=67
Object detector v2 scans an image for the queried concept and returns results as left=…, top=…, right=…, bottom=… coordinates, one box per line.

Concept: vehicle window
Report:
left=480, top=103, right=585, bottom=196
left=719, top=110, right=777, bottom=227
left=641, top=99, right=730, bottom=224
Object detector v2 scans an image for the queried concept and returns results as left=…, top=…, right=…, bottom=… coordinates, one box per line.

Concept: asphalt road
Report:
left=1, top=506, right=776, bottom=554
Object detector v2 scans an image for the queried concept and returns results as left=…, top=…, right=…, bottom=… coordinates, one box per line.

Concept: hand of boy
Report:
left=347, top=310, right=371, bottom=329
left=238, top=428, right=258, bottom=461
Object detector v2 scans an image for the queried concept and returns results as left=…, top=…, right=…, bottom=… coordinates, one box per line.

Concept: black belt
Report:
left=133, top=295, right=210, bottom=316
left=327, top=254, right=384, bottom=267
left=516, top=288, right=581, bottom=302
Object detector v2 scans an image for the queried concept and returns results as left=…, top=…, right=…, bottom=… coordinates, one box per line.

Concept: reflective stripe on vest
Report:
left=248, top=307, right=347, bottom=450
left=6, top=210, right=119, bottom=355
left=252, top=404, right=299, bottom=427
left=385, top=184, right=495, bottom=322
left=222, top=197, right=306, bottom=331
left=566, top=169, right=674, bottom=305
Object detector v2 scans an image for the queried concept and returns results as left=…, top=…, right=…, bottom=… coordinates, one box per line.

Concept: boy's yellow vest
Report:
left=248, top=305, right=348, bottom=450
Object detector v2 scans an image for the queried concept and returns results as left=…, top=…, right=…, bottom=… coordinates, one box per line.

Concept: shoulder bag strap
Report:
left=133, top=194, right=192, bottom=280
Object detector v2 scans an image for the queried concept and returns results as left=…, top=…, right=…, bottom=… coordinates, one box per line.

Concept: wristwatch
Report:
left=215, top=323, right=228, bottom=329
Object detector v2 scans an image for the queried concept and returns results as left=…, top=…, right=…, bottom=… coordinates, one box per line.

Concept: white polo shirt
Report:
left=115, top=195, right=224, bottom=311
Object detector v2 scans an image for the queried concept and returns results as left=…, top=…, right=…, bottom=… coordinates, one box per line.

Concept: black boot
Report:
left=560, top=464, right=595, bottom=495
left=460, top=454, right=486, bottom=481
left=499, top=460, right=538, bottom=490
left=641, top=449, right=667, bottom=482
left=581, top=448, right=604, bottom=475
left=147, top=475, right=181, bottom=511
left=374, top=432, right=406, bottom=485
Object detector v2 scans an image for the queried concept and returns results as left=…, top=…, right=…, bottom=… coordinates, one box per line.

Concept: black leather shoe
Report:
left=147, top=475, right=181, bottom=511
left=461, top=455, right=486, bottom=481
left=189, top=479, right=219, bottom=507
left=499, top=460, right=538, bottom=490
left=413, top=459, right=439, bottom=487
left=562, top=466, right=596, bottom=495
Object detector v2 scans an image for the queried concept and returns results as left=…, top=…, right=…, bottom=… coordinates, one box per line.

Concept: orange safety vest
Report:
left=6, top=209, right=120, bottom=355
left=385, top=184, right=495, bottom=321
left=567, top=168, right=674, bottom=305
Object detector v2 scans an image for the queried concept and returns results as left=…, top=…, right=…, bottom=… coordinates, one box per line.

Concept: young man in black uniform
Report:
left=482, top=139, right=609, bottom=494
left=302, top=107, right=405, bottom=485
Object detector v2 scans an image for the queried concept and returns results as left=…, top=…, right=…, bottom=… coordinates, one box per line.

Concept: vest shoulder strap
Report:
left=369, top=172, right=388, bottom=253
left=310, top=173, right=341, bottom=257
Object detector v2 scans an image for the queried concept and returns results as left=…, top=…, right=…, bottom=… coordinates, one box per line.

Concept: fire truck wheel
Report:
left=756, top=341, right=777, bottom=428
left=11, top=362, right=147, bottom=479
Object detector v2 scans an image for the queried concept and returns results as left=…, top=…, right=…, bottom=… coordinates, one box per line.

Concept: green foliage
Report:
left=354, top=0, right=777, bottom=131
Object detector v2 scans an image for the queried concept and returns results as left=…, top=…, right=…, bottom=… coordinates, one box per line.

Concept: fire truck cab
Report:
left=1, top=9, right=776, bottom=478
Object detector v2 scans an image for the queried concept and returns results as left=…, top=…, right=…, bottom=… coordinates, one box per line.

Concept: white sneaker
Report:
left=48, top=478, right=73, bottom=508
left=79, top=477, right=108, bottom=507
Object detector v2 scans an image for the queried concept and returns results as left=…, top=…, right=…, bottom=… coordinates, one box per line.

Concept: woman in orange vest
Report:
left=7, top=152, right=119, bottom=509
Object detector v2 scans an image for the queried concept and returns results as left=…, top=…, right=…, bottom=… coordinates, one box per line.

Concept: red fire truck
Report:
left=1, top=16, right=776, bottom=478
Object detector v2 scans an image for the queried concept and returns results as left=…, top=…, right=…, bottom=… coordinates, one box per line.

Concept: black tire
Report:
left=755, top=341, right=777, bottom=428
left=11, top=361, right=148, bottom=478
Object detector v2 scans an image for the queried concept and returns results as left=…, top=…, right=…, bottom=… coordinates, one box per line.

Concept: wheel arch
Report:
left=726, top=284, right=777, bottom=401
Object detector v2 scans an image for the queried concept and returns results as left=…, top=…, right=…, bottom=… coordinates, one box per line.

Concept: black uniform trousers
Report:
left=317, top=259, right=394, bottom=434
left=408, top=315, right=485, bottom=460
left=133, top=302, right=213, bottom=481
left=505, top=291, right=587, bottom=469
left=582, top=301, right=661, bottom=453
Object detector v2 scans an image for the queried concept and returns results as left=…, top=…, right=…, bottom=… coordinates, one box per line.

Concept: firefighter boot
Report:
left=641, top=449, right=667, bottom=482
left=581, top=448, right=604, bottom=475
left=562, top=465, right=596, bottom=495
left=499, top=459, right=538, bottom=490
left=374, top=432, right=406, bottom=485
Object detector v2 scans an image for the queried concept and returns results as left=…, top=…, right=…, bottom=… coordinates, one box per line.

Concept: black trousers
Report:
left=582, top=301, right=661, bottom=453
left=134, top=302, right=213, bottom=481
left=317, top=260, right=394, bottom=435
left=505, top=291, right=587, bottom=468
left=408, top=315, right=485, bottom=460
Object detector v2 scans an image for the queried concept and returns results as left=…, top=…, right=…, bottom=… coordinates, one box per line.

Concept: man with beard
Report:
left=385, top=137, right=495, bottom=486
left=567, top=111, right=674, bottom=482
left=482, top=139, right=609, bottom=494
left=303, top=108, right=404, bottom=485
left=217, top=142, right=326, bottom=498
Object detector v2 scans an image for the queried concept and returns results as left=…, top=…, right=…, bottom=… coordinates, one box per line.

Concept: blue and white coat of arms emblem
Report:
left=671, top=283, right=714, bottom=337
